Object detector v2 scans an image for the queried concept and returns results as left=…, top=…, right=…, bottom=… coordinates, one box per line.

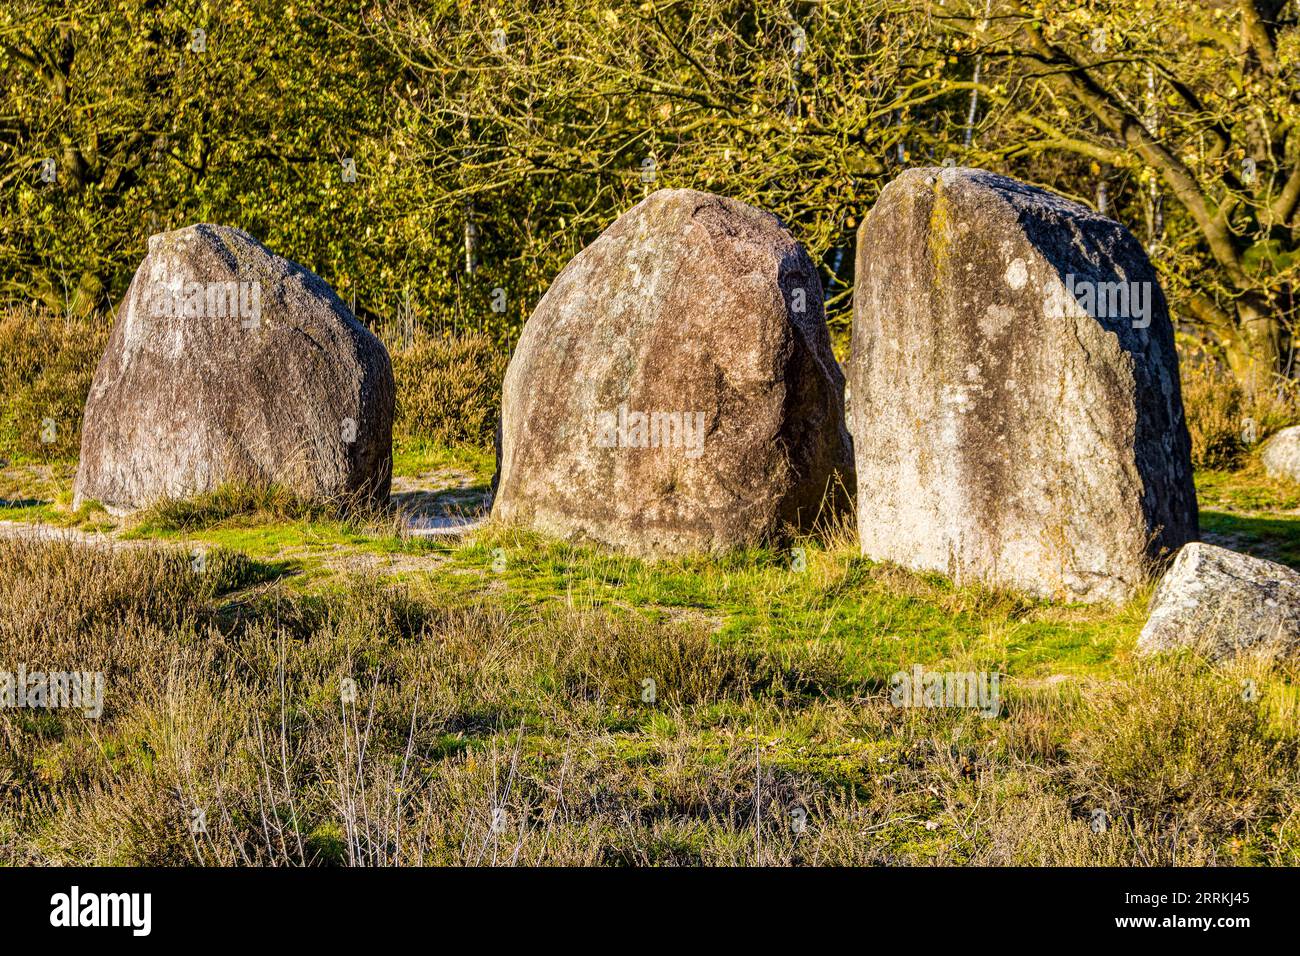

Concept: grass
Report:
left=125, top=483, right=403, bottom=537
left=1179, top=339, right=1299, bottom=471
left=1197, top=465, right=1300, bottom=513
left=3, top=452, right=1299, bottom=866
left=2, top=539, right=1296, bottom=866
left=1197, top=465, right=1300, bottom=569
left=439, top=524, right=1144, bottom=682
left=391, top=436, right=495, bottom=480
left=0, top=464, right=1140, bottom=684
left=0, top=306, right=109, bottom=465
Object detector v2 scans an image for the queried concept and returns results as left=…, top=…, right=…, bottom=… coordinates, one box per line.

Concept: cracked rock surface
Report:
left=73, top=224, right=394, bottom=513
left=849, top=167, right=1197, bottom=603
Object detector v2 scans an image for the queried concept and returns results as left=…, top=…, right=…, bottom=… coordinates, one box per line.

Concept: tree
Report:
left=926, top=0, right=1299, bottom=395
left=369, top=0, right=932, bottom=338
left=0, top=0, right=408, bottom=320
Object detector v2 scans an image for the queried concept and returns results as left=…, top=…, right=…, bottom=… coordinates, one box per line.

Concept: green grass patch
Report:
left=3, top=459, right=1300, bottom=866
left=1196, top=465, right=1300, bottom=512
left=1200, top=510, right=1300, bottom=569
left=392, top=435, right=495, bottom=480
left=429, top=525, right=1136, bottom=683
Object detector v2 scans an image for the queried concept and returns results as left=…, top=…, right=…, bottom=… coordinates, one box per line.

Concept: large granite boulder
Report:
left=850, top=167, right=1198, bottom=603
left=1138, top=543, right=1300, bottom=660
left=73, top=225, right=394, bottom=513
left=1261, top=425, right=1300, bottom=483
left=492, top=188, right=853, bottom=555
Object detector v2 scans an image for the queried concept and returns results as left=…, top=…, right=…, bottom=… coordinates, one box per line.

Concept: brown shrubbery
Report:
left=0, top=306, right=108, bottom=462
left=389, top=331, right=508, bottom=450
left=1180, top=342, right=1299, bottom=471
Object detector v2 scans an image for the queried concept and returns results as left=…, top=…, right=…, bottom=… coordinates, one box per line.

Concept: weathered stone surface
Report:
left=73, top=224, right=394, bottom=513
left=1138, top=543, right=1300, bottom=660
left=850, top=167, right=1198, bottom=603
left=492, top=188, right=853, bottom=555
left=1261, top=425, right=1300, bottom=483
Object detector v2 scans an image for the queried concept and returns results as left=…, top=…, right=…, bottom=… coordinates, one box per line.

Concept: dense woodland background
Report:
left=1, top=0, right=1297, bottom=416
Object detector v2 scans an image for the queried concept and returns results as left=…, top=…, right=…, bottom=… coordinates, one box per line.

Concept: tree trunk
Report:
left=1223, top=292, right=1285, bottom=398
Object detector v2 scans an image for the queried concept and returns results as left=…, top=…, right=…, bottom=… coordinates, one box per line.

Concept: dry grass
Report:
left=390, top=332, right=508, bottom=450
left=0, top=305, right=109, bottom=463
left=126, top=482, right=409, bottom=539
left=1180, top=342, right=1299, bottom=470
left=3, top=536, right=1297, bottom=867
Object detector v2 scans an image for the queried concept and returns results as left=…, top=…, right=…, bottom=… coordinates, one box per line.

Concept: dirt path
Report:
left=0, top=519, right=129, bottom=546
left=391, top=467, right=490, bottom=537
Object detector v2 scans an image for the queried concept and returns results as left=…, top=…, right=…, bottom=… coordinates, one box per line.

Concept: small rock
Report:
left=1261, top=425, right=1300, bottom=483
left=1137, top=542, right=1300, bottom=661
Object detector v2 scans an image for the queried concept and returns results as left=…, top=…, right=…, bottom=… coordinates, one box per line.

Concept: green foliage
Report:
left=929, top=1, right=1300, bottom=389
left=366, top=0, right=931, bottom=333
left=1, top=0, right=933, bottom=340
left=2, top=1, right=1296, bottom=381
left=0, top=0, right=437, bottom=324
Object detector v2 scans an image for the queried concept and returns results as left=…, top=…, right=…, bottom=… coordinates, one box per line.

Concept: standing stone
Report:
left=1261, top=425, right=1300, bottom=483
left=1138, top=543, right=1300, bottom=660
left=73, top=224, right=394, bottom=513
left=492, top=188, right=853, bottom=555
left=850, top=167, right=1197, bottom=603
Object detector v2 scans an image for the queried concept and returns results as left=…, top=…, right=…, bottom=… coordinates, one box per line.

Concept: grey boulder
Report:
left=1137, top=543, right=1300, bottom=660
left=73, top=224, right=394, bottom=513
left=492, top=188, right=854, bottom=555
left=1261, top=425, right=1300, bottom=483
left=849, top=166, right=1198, bottom=603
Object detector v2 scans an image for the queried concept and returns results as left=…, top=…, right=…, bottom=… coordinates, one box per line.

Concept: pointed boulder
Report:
left=73, top=224, right=394, bottom=513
